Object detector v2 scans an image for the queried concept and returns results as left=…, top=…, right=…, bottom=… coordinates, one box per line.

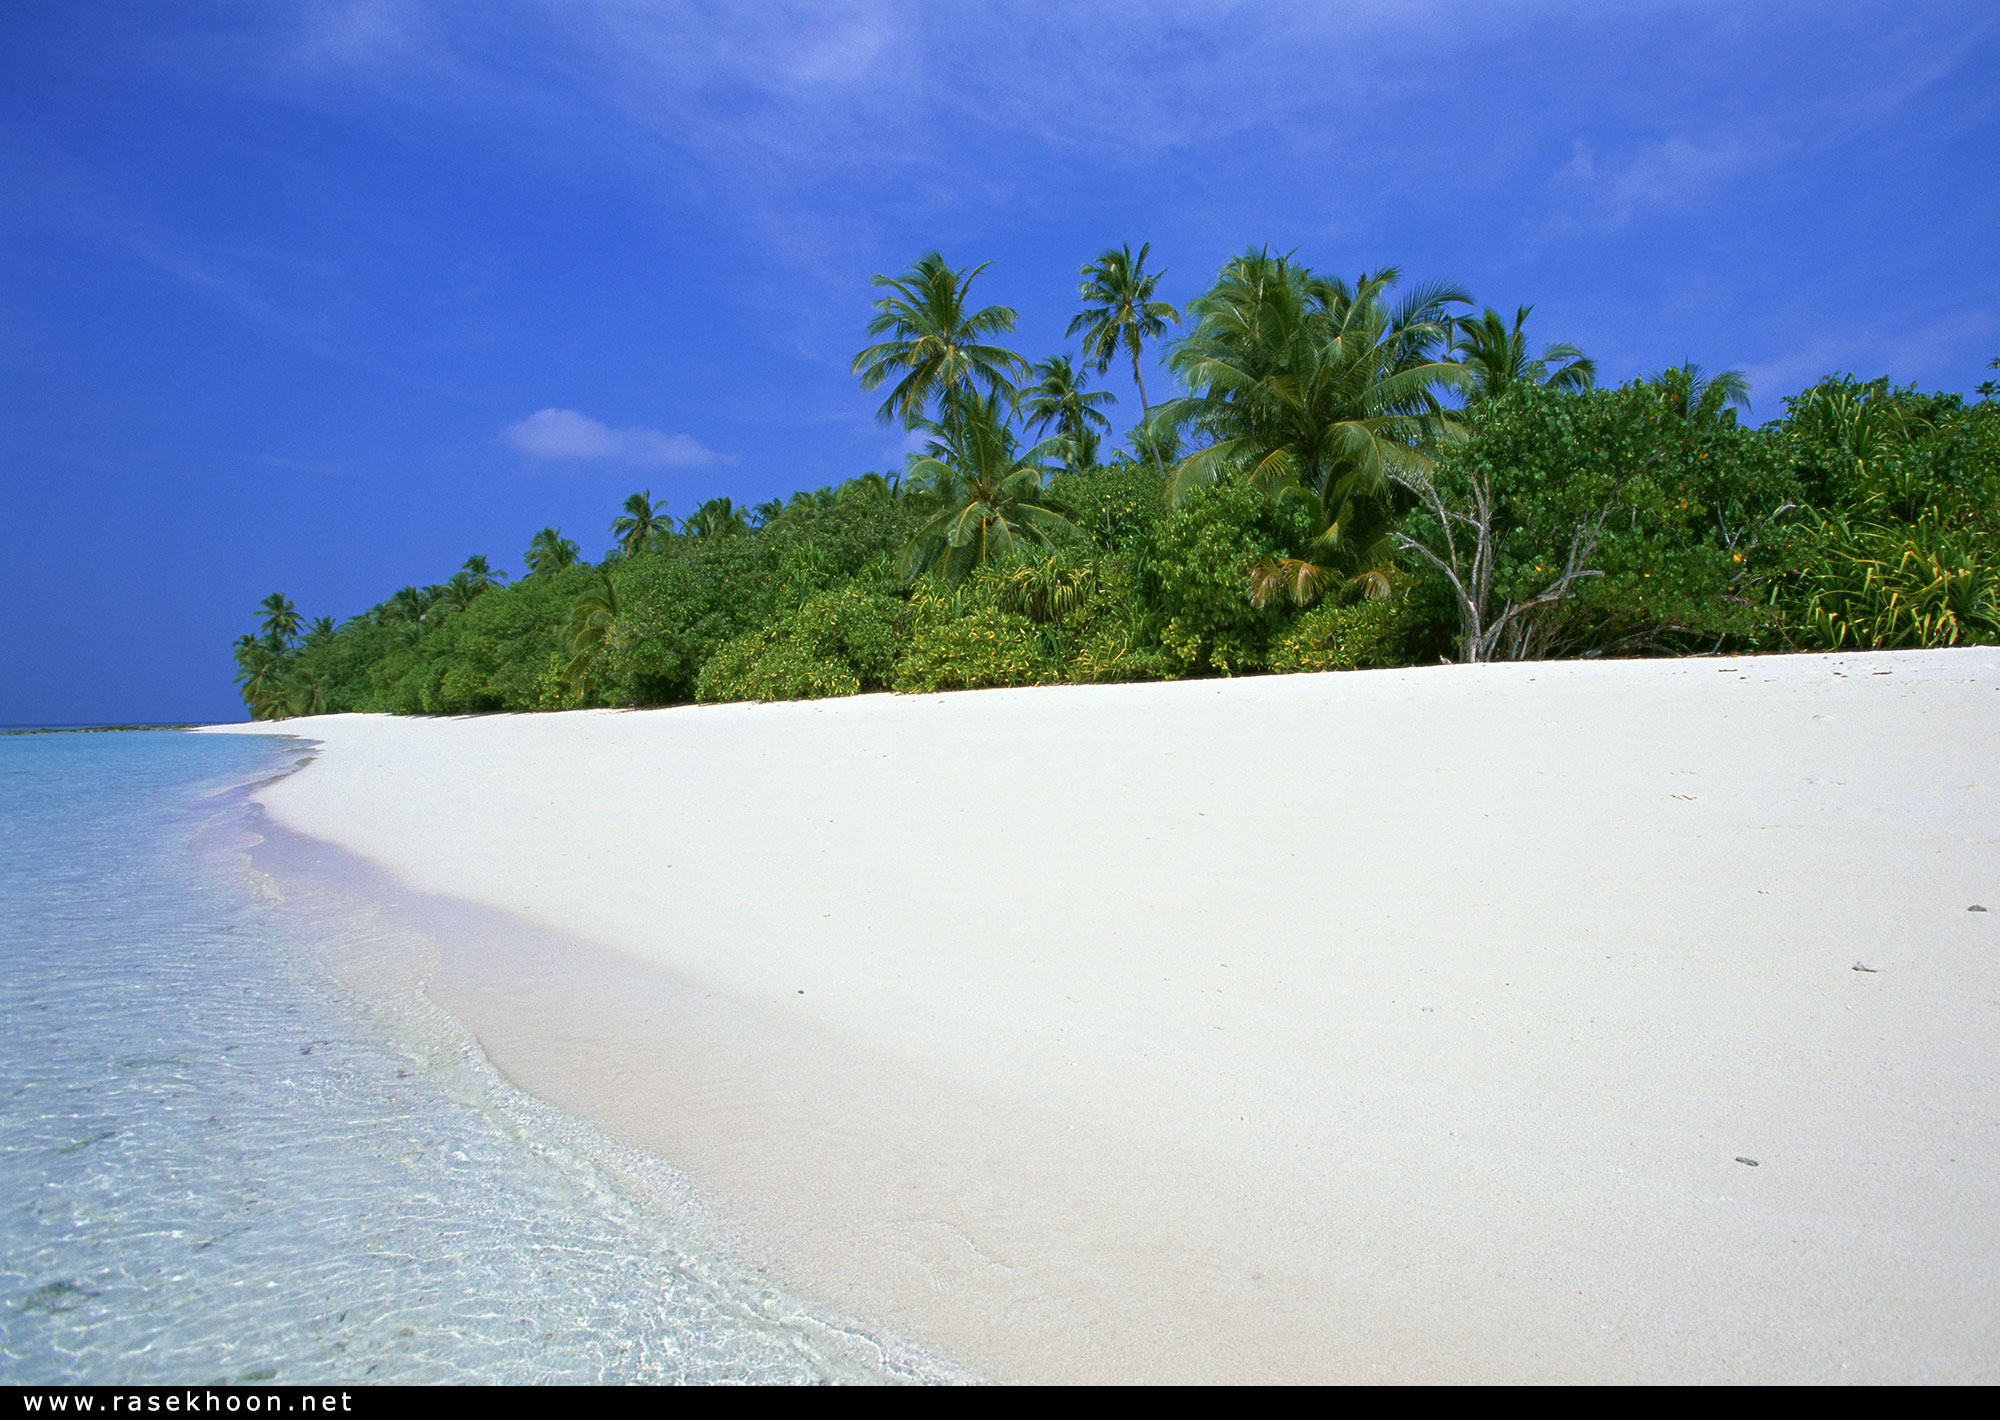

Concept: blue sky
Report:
left=3, top=1, right=1996, bottom=724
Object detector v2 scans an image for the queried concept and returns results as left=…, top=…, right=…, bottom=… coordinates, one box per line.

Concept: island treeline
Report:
left=234, top=247, right=2000, bottom=719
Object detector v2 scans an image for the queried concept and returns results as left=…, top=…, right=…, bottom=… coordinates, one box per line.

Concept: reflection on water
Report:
left=0, top=732, right=949, bottom=1385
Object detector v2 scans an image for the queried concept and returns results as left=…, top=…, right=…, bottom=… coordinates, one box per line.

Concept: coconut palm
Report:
left=841, top=471, right=901, bottom=503
left=681, top=497, right=748, bottom=539
left=232, top=635, right=289, bottom=719
left=258, top=593, right=302, bottom=649
left=788, top=486, right=841, bottom=516
left=899, top=391, right=1078, bottom=583
left=287, top=671, right=330, bottom=717
left=300, top=616, right=338, bottom=651
left=524, top=527, right=581, bottom=577
left=1451, top=305, right=1596, bottom=399
left=563, top=572, right=621, bottom=702
left=1068, top=243, right=1180, bottom=421
left=1124, top=417, right=1183, bottom=472
left=748, top=498, right=786, bottom=530
left=459, top=554, right=508, bottom=591
left=378, top=585, right=430, bottom=625
left=429, top=570, right=484, bottom=618
left=610, top=490, right=669, bottom=557
left=1158, top=251, right=1472, bottom=604
left=1651, top=362, right=1751, bottom=425
left=1018, top=355, right=1115, bottom=473
left=852, top=252, right=1028, bottom=435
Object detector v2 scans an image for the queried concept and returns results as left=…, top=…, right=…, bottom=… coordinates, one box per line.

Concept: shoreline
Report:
left=201, top=650, right=2000, bottom=1382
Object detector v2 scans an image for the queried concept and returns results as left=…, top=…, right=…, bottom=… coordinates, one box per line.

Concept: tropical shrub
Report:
left=696, top=587, right=910, bottom=702
left=892, top=578, right=1058, bottom=692
left=1770, top=381, right=1999, bottom=649
left=1267, top=597, right=1409, bottom=673
left=1787, top=508, right=1998, bottom=648
left=1146, top=481, right=1305, bottom=673
left=1393, top=383, right=1788, bottom=661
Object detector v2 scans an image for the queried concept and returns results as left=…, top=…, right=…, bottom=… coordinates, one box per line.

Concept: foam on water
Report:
left=0, top=731, right=952, bottom=1384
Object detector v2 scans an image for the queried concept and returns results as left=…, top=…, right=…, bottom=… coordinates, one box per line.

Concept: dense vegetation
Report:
left=233, top=249, right=2000, bottom=719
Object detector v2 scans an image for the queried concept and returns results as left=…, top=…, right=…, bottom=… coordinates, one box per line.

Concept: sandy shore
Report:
left=202, top=649, right=2000, bottom=1382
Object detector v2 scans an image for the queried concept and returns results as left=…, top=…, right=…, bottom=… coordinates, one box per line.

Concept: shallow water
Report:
left=0, top=731, right=945, bottom=1384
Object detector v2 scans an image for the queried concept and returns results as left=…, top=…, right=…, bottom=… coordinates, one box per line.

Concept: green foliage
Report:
left=610, top=491, right=669, bottom=558
left=523, top=527, right=581, bottom=577
left=600, top=536, right=773, bottom=705
left=1159, top=252, right=1470, bottom=577
left=696, top=587, right=910, bottom=703
left=1789, top=508, right=1997, bottom=648
left=852, top=252, right=1027, bottom=429
left=1068, top=242, right=1179, bottom=422
left=899, top=391, right=1080, bottom=582
left=1451, top=305, right=1594, bottom=399
left=1018, top=353, right=1115, bottom=472
left=1395, top=382, right=1788, bottom=660
left=1046, top=457, right=1167, bottom=554
left=562, top=572, right=622, bottom=703
left=1267, top=597, right=1409, bottom=673
left=404, top=563, right=598, bottom=713
left=1771, top=383, right=1999, bottom=649
left=228, top=248, right=2000, bottom=717
left=1147, top=481, right=1305, bottom=673
left=892, top=579, right=1058, bottom=693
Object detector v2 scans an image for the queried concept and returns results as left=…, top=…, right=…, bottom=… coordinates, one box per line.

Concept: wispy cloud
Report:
left=1548, top=134, right=1766, bottom=232
left=1741, top=304, right=2000, bottom=411
left=501, top=408, right=734, bottom=468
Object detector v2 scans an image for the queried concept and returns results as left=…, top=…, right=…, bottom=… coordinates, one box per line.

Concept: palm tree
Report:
left=900, top=391, right=1078, bottom=582
left=681, top=497, right=748, bottom=539
left=1451, top=305, right=1595, bottom=399
left=852, top=252, right=1028, bottom=436
left=610, top=490, right=668, bottom=557
left=1158, top=251, right=1472, bottom=604
left=300, top=616, right=337, bottom=651
left=788, top=486, right=841, bottom=515
left=459, top=554, right=508, bottom=591
left=563, top=572, right=621, bottom=703
left=1067, top=242, right=1181, bottom=419
left=1018, top=355, right=1115, bottom=473
left=524, top=527, right=581, bottom=577
left=1124, top=417, right=1183, bottom=473
left=429, top=570, right=484, bottom=617
left=748, top=498, right=786, bottom=530
left=232, top=634, right=289, bottom=719
left=841, top=471, right=901, bottom=502
left=1651, top=362, right=1751, bottom=425
left=258, top=593, right=302, bottom=650
left=380, top=585, right=431, bottom=625
left=287, top=671, right=330, bottom=717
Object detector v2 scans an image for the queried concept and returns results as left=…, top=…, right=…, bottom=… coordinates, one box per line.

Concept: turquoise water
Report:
left=0, top=732, right=939, bottom=1384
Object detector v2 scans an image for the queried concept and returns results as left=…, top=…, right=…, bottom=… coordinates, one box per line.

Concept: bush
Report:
left=1147, top=481, right=1303, bottom=673
left=1768, top=385, right=1999, bottom=649
left=1399, top=383, right=1791, bottom=660
left=892, top=580, right=1058, bottom=692
left=1268, top=597, right=1408, bottom=673
left=696, top=586, right=910, bottom=703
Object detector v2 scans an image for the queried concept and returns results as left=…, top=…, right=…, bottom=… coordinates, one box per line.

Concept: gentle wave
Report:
left=0, top=731, right=951, bottom=1385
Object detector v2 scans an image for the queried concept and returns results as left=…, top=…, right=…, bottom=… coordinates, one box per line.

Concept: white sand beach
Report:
left=203, top=649, right=2000, bottom=1383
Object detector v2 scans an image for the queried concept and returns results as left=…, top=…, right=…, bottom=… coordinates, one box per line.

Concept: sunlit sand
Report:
left=204, top=649, right=2000, bottom=1382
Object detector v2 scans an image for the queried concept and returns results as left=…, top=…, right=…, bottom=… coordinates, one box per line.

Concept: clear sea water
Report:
left=0, top=731, right=943, bottom=1385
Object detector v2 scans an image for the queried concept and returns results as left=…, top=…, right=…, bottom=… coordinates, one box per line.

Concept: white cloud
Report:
left=1741, top=304, right=2000, bottom=411
left=501, top=408, right=733, bottom=467
left=1549, top=134, right=1765, bottom=232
